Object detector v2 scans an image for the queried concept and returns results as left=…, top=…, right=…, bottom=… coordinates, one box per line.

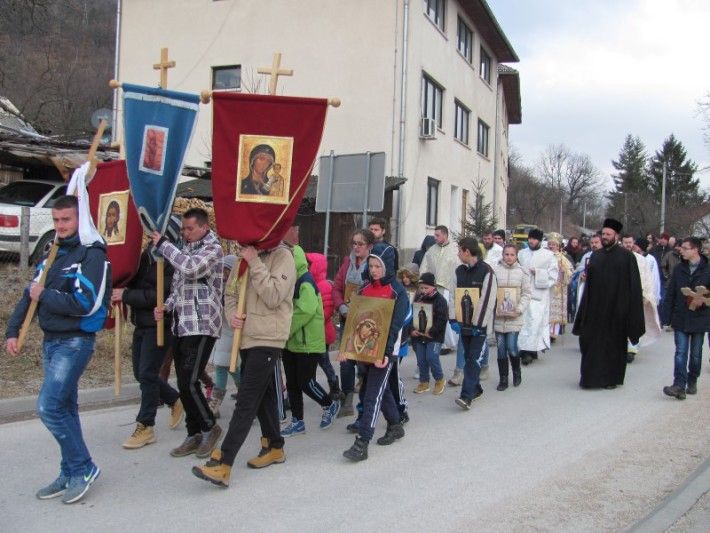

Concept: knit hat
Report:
left=223, top=254, right=237, bottom=271
left=418, top=272, right=436, bottom=287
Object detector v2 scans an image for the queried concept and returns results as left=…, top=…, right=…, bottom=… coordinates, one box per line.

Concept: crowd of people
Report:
left=5, top=199, right=708, bottom=501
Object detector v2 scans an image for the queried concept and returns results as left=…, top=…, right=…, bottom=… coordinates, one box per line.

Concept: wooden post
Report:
left=156, top=258, right=165, bottom=346
left=16, top=122, right=106, bottom=353
left=257, top=53, right=293, bottom=95
left=228, top=270, right=249, bottom=373
left=19, top=206, right=30, bottom=269
left=114, top=304, right=122, bottom=396
left=153, top=47, right=176, bottom=90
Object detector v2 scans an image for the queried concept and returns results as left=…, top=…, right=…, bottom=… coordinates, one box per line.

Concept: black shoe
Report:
left=627, top=353, right=635, bottom=363
left=663, top=384, right=686, bottom=400
left=230, top=392, right=238, bottom=400
left=343, top=437, right=369, bottom=461
left=497, top=359, right=509, bottom=391
left=687, top=381, right=697, bottom=395
left=376, top=423, right=404, bottom=446
left=346, top=419, right=360, bottom=434
left=521, top=351, right=533, bottom=366
left=510, top=356, right=522, bottom=387
left=399, top=411, right=410, bottom=425
left=605, top=384, right=617, bottom=390
left=440, top=347, right=453, bottom=355
left=455, top=397, right=472, bottom=410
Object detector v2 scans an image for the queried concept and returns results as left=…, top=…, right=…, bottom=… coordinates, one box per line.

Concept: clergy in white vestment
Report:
left=517, top=228, right=559, bottom=364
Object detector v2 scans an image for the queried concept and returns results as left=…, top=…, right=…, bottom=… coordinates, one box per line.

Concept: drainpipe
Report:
left=492, top=73, right=501, bottom=226
left=395, top=0, right=410, bottom=247
left=111, top=0, right=122, bottom=143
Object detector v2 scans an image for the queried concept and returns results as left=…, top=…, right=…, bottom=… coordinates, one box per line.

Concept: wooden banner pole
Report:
left=114, top=304, right=122, bottom=396
left=228, top=270, right=249, bottom=373
left=16, top=121, right=106, bottom=353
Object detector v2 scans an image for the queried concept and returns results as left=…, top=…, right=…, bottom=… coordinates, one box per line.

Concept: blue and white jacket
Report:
left=6, top=234, right=111, bottom=340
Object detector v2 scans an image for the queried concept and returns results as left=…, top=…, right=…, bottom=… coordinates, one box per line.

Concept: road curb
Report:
left=627, top=455, right=710, bottom=532
left=0, top=382, right=143, bottom=424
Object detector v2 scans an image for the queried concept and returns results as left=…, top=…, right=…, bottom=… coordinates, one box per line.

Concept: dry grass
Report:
left=0, top=263, right=135, bottom=399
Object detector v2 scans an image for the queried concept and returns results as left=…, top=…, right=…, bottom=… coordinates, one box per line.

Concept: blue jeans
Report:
left=413, top=341, right=443, bottom=382
left=481, top=343, right=490, bottom=367
left=673, top=331, right=704, bottom=388
left=496, top=332, right=520, bottom=360
left=38, top=336, right=96, bottom=477
left=460, top=333, right=486, bottom=401
left=456, top=336, right=465, bottom=370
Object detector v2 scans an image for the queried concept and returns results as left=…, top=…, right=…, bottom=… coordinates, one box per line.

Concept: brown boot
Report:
left=192, top=449, right=231, bottom=488
left=170, top=434, right=202, bottom=457
left=247, top=437, right=285, bottom=469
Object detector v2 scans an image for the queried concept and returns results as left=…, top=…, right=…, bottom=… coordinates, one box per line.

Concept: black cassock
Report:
left=572, top=244, right=644, bottom=388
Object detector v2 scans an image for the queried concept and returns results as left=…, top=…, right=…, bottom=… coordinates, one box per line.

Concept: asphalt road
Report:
left=1, top=331, right=708, bottom=532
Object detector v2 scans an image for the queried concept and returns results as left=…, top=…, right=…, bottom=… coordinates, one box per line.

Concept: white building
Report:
left=116, top=0, right=521, bottom=254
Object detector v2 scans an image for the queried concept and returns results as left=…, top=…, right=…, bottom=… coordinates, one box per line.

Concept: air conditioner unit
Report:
left=419, top=117, right=437, bottom=139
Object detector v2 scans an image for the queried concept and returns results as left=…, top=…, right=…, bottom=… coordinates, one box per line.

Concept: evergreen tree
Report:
left=461, top=178, right=498, bottom=238
left=648, top=134, right=702, bottom=206
left=606, top=134, right=654, bottom=235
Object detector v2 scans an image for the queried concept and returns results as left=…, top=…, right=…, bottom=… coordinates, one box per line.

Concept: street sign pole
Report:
left=361, top=151, right=371, bottom=229
left=323, top=150, right=335, bottom=256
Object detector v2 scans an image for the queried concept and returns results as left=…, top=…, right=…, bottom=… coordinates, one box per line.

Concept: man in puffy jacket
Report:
left=113, top=216, right=184, bottom=449
left=660, top=237, right=710, bottom=399
left=6, top=195, right=110, bottom=504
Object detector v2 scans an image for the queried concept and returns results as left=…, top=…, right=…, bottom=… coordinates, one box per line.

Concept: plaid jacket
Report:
left=160, top=230, right=223, bottom=338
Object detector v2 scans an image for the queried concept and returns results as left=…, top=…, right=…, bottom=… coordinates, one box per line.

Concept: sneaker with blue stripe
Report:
left=62, top=464, right=101, bottom=504
left=36, top=474, right=69, bottom=500
left=281, top=418, right=305, bottom=437
left=319, top=399, right=341, bottom=430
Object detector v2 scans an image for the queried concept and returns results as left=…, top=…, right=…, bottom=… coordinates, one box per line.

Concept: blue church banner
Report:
left=122, top=83, right=199, bottom=234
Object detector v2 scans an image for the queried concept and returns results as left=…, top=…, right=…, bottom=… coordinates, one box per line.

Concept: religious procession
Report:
left=1, top=4, right=708, bottom=525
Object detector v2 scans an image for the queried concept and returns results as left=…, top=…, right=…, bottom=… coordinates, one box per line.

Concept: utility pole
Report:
left=559, top=190, right=563, bottom=234
left=582, top=201, right=587, bottom=230
left=660, top=161, right=667, bottom=234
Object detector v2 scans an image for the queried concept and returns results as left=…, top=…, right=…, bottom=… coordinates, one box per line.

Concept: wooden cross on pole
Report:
left=153, top=47, right=176, bottom=89
left=257, top=53, right=293, bottom=95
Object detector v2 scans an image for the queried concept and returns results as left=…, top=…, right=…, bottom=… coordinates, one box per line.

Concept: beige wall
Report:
left=118, top=0, right=516, bottom=250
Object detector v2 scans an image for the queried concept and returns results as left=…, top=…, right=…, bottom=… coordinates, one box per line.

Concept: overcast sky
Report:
left=488, top=0, right=710, bottom=191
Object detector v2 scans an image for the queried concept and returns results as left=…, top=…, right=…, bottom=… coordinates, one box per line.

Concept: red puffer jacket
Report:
left=306, top=252, right=337, bottom=345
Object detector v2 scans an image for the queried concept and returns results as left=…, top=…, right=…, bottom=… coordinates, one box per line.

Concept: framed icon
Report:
left=454, top=287, right=480, bottom=326
left=235, top=134, right=293, bottom=204
left=339, top=295, right=394, bottom=364
left=97, top=190, right=129, bottom=246
left=496, top=287, right=520, bottom=317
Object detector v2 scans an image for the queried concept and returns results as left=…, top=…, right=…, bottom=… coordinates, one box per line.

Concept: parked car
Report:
left=0, top=180, right=67, bottom=263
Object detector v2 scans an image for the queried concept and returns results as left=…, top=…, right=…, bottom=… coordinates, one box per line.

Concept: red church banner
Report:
left=211, top=92, right=328, bottom=250
left=88, top=160, right=143, bottom=328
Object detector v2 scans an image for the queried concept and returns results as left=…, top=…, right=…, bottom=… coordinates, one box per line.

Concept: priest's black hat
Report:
left=602, top=218, right=623, bottom=233
left=528, top=228, right=544, bottom=240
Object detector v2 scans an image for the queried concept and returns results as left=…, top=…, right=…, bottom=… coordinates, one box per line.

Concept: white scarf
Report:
left=66, top=162, right=104, bottom=246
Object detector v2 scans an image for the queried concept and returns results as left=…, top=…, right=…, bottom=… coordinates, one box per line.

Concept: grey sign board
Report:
left=315, top=152, right=386, bottom=213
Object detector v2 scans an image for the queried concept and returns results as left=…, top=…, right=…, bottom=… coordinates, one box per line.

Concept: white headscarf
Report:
left=66, top=162, right=104, bottom=245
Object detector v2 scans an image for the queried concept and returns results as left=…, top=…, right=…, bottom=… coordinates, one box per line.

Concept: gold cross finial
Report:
left=153, top=47, right=176, bottom=89
left=257, top=53, right=294, bottom=95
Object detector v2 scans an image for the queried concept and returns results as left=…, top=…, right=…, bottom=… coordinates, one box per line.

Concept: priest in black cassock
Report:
left=573, top=218, right=645, bottom=389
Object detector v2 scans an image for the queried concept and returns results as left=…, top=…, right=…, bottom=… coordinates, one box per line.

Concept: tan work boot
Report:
left=169, top=399, right=184, bottom=430
left=170, top=434, right=202, bottom=457
left=192, top=449, right=231, bottom=488
left=433, top=379, right=446, bottom=395
left=196, top=423, right=223, bottom=458
left=122, top=423, right=156, bottom=449
left=247, top=437, right=285, bottom=469
left=414, top=382, right=430, bottom=394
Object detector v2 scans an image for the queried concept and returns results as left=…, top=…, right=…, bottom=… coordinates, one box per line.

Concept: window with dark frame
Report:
left=422, top=73, right=444, bottom=128
left=477, top=119, right=490, bottom=157
left=424, top=0, right=446, bottom=32
left=479, top=47, right=491, bottom=83
left=212, top=65, right=241, bottom=91
left=427, top=178, right=440, bottom=226
left=457, top=16, right=473, bottom=63
left=454, top=100, right=470, bottom=145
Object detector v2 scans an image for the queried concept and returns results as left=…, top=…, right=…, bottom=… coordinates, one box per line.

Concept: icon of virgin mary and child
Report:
left=240, top=144, right=284, bottom=197
left=344, top=312, right=381, bottom=360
